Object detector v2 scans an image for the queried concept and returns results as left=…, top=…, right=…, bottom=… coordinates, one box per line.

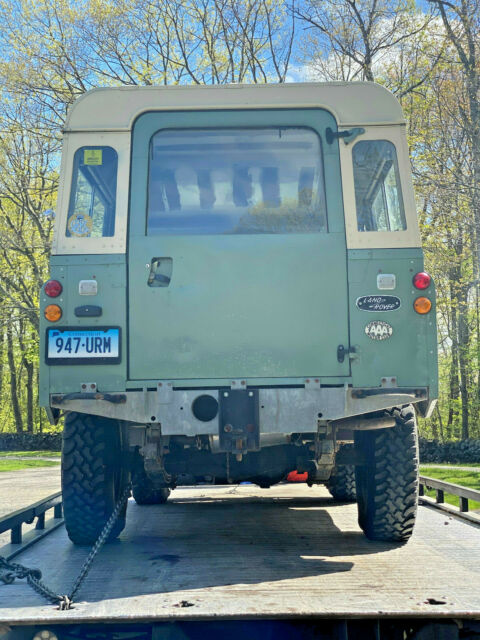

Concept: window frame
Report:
left=352, top=139, right=406, bottom=233
left=339, top=125, right=421, bottom=249
left=128, top=108, right=348, bottom=240
left=52, top=132, right=130, bottom=256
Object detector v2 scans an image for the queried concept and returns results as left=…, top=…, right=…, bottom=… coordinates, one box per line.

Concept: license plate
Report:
left=46, top=327, right=121, bottom=365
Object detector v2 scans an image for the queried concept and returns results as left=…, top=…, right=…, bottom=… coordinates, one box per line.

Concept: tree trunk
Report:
left=25, top=359, right=34, bottom=433
left=6, top=325, right=23, bottom=433
left=447, top=234, right=460, bottom=433
left=457, top=293, right=470, bottom=439
left=435, top=404, right=444, bottom=442
left=0, top=326, right=4, bottom=399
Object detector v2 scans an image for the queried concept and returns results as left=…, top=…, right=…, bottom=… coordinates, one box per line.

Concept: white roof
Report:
left=64, top=82, right=404, bottom=132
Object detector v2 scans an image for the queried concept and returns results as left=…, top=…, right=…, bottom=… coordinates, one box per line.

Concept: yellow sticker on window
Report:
left=83, top=149, right=103, bottom=165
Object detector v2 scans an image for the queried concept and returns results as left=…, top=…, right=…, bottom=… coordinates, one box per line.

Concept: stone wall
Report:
left=0, top=432, right=62, bottom=451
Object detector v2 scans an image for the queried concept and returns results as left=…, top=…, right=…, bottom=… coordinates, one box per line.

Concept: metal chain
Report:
left=0, top=557, right=42, bottom=584
left=0, top=484, right=131, bottom=610
left=28, top=571, right=69, bottom=609
left=68, top=484, right=131, bottom=603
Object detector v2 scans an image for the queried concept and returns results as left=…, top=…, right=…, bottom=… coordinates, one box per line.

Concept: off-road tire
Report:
left=132, top=469, right=170, bottom=505
left=327, top=445, right=356, bottom=501
left=62, top=412, right=129, bottom=545
left=354, top=405, right=419, bottom=542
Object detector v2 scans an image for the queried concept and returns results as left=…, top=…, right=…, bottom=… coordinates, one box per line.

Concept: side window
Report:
left=66, top=147, right=118, bottom=238
left=352, top=140, right=406, bottom=232
left=146, top=128, right=327, bottom=235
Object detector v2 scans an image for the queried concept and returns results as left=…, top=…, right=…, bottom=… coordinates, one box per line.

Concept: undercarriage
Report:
left=61, top=405, right=419, bottom=546
left=126, top=407, right=399, bottom=489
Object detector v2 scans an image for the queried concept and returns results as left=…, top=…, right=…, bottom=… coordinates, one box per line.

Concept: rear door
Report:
left=128, top=108, right=349, bottom=381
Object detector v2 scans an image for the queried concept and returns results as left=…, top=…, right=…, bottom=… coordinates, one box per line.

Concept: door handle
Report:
left=148, top=257, right=172, bottom=287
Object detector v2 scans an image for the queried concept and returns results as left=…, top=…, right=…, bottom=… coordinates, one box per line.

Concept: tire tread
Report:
left=327, top=445, right=357, bottom=501
left=62, top=412, right=128, bottom=545
left=355, top=406, right=419, bottom=542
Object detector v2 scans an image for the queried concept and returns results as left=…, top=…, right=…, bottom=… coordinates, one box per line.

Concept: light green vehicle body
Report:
left=41, top=250, right=436, bottom=402
left=39, top=82, right=437, bottom=445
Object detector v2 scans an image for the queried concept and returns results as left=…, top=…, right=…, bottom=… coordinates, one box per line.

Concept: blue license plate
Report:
left=46, top=327, right=121, bottom=365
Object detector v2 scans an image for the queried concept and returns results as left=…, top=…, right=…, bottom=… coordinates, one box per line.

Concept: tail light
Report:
left=414, top=297, right=432, bottom=314
left=44, top=279, right=62, bottom=297
left=44, top=304, right=62, bottom=322
left=413, top=272, right=431, bottom=290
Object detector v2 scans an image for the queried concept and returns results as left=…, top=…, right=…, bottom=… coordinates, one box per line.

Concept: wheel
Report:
left=327, top=445, right=356, bottom=501
left=354, top=405, right=419, bottom=542
left=132, top=468, right=171, bottom=505
left=62, top=412, right=130, bottom=545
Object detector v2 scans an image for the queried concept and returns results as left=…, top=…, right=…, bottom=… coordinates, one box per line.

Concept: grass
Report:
left=421, top=462, right=480, bottom=468
left=0, top=450, right=61, bottom=458
left=419, top=465, right=480, bottom=511
left=0, top=459, right=60, bottom=472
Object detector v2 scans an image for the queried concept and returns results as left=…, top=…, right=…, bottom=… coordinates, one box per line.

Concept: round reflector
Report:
left=414, top=297, right=432, bottom=314
left=413, top=272, right=431, bottom=290
left=44, top=304, right=62, bottom=322
left=44, top=279, right=62, bottom=297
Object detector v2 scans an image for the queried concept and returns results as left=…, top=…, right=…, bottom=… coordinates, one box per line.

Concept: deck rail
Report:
left=419, top=475, right=480, bottom=523
left=0, top=492, right=63, bottom=551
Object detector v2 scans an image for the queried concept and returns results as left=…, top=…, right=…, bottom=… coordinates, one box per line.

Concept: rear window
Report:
left=147, top=128, right=327, bottom=235
left=66, top=147, right=118, bottom=238
left=353, top=140, right=406, bottom=232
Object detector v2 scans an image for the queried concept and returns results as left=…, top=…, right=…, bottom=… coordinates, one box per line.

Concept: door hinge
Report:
left=337, top=345, right=356, bottom=363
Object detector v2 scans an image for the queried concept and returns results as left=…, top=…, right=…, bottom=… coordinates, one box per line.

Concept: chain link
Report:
left=0, top=484, right=131, bottom=610
left=0, top=557, right=42, bottom=584
left=68, top=484, right=131, bottom=603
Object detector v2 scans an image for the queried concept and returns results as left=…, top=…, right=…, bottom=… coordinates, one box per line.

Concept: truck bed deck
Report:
left=1, top=484, right=479, bottom=624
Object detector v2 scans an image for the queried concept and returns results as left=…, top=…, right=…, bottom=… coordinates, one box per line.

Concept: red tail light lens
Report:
left=413, top=272, right=431, bottom=290
left=44, top=279, right=62, bottom=297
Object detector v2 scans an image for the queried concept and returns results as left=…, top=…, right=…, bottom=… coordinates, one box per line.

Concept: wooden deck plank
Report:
left=0, top=484, right=479, bottom=624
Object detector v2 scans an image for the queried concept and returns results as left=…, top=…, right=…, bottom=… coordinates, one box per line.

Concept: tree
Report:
left=294, top=0, right=432, bottom=87
left=0, top=0, right=295, bottom=432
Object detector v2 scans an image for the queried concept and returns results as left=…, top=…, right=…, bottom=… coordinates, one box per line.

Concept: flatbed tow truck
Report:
left=0, top=483, right=479, bottom=639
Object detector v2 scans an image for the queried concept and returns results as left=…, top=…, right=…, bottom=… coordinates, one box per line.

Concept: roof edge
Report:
left=64, top=82, right=405, bottom=132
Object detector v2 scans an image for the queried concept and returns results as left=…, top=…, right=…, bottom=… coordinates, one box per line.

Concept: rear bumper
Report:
left=49, top=385, right=432, bottom=433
